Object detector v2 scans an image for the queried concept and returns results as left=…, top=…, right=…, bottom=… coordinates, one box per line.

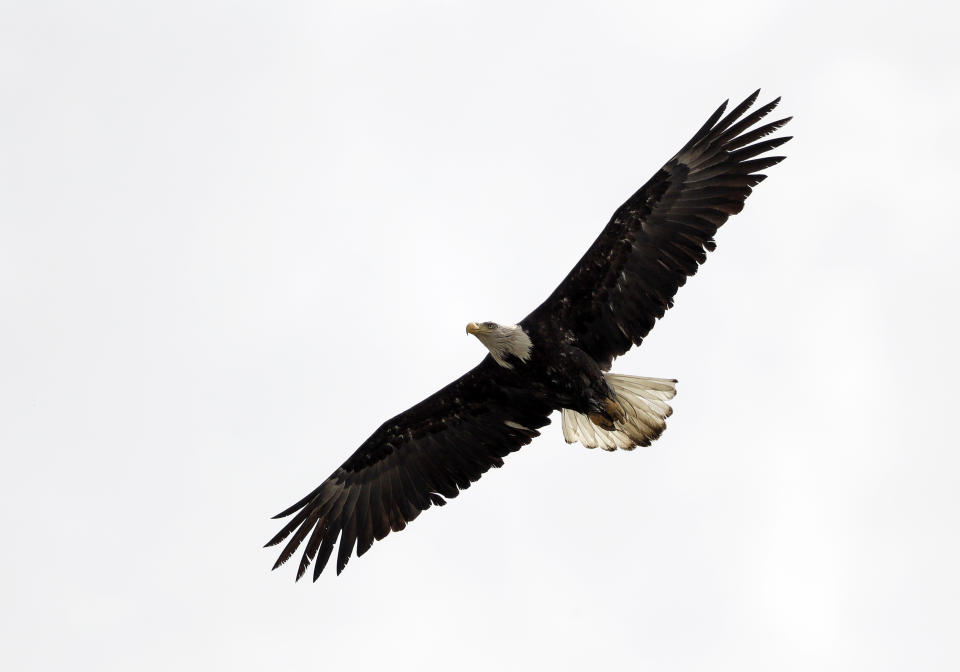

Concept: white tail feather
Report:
left=560, top=374, right=677, bottom=451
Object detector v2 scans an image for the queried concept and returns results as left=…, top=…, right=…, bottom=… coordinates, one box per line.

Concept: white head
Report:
left=466, top=321, right=533, bottom=369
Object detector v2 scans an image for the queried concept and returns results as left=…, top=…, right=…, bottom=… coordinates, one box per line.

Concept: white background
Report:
left=2, top=1, right=958, bottom=670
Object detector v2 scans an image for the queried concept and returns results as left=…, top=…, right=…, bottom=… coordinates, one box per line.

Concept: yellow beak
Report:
left=466, top=322, right=482, bottom=335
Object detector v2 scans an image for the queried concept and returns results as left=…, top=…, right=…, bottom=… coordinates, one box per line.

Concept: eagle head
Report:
left=466, top=321, right=533, bottom=369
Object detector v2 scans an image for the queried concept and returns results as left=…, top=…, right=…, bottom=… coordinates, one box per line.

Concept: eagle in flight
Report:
left=266, top=90, right=791, bottom=580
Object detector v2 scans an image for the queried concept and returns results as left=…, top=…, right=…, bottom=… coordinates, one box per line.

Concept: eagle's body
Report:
left=266, top=91, right=791, bottom=580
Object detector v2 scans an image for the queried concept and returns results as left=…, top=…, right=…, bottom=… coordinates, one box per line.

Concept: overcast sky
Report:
left=2, top=1, right=958, bottom=670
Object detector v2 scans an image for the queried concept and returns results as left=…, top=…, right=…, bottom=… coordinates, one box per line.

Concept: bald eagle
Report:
left=266, top=91, right=791, bottom=580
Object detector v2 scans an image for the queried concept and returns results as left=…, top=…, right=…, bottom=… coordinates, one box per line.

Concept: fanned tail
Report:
left=560, top=374, right=677, bottom=451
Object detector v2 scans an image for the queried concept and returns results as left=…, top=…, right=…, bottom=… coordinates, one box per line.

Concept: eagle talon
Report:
left=603, top=397, right=626, bottom=424
left=588, top=411, right=617, bottom=431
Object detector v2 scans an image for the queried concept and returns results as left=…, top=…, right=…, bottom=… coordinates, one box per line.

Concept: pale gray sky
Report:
left=2, top=1, right=958, bottom=670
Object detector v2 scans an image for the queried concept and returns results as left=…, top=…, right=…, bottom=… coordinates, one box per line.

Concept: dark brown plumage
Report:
left=523, top=91, right=790, bottom=369
left=266, top=360, right=553, bottom=580
left=266, top=90, right=791, bottom=579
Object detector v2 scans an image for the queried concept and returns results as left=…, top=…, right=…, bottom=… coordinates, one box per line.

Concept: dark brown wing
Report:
left=522, top=91, right=791, bottom=370
left=265, top=358, right=553, bottom=579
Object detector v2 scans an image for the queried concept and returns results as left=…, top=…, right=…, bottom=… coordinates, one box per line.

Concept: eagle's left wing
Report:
left=265, top=357, right=553, bottom=579
left=522, top=91, right=791, bottom=370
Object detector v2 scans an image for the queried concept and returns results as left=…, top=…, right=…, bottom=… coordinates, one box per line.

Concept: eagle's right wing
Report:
left=265, top=358, right=553, bottom=579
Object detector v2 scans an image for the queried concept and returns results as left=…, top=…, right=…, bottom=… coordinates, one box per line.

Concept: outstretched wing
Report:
left=265, top=358, right=553, bottom=579
left=522, top=91, right=791, bottom=370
